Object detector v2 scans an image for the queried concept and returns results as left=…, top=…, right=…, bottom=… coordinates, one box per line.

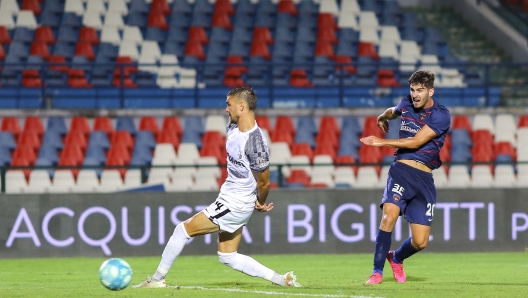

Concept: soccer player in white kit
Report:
left=134, top=87, right=301, bottom=288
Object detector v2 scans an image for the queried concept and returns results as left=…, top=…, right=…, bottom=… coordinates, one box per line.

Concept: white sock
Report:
left=153, top=223, right=191, bottom=280
left=218, top=251, right=281, bottom=283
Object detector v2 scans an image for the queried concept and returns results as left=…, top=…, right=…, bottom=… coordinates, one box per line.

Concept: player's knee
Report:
left=218, top=251, right=237, bottom=267
left=380, top=215, right=398, bottom=230
left=412, top=238, right=428, bottom=251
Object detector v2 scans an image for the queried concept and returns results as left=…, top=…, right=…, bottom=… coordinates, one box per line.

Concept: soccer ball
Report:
left=99, top=258, right=133, bottom=291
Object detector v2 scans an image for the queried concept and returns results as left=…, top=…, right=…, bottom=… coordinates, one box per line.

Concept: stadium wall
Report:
left=1, top=189, right=528, bottom=258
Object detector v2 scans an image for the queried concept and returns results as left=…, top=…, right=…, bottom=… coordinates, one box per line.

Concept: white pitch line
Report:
left=171, top=285, right=383, bottom=298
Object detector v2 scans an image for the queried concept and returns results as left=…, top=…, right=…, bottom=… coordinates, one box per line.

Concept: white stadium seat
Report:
left=122, top=26, right=144, bottom=45
left=27, top=170, right=52, bottom=193
left=5, top=170, right=28, bottom=194
left=51, top=170, right=77, bottom=193
left=205, top=115, right=228, bottom=135
left=16, top=11, right=37, bottom=29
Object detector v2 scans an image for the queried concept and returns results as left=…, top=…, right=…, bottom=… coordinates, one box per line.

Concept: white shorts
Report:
left=202, top=197, right=254, bottom=233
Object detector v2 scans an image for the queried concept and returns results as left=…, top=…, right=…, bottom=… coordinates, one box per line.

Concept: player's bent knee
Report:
left=412, top=239, right=428, bottom=251
left=218, top=251, right=237, bottom=267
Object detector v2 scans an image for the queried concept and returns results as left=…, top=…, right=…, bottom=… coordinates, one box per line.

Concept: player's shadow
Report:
left=407, top=276, right=426, bottom=282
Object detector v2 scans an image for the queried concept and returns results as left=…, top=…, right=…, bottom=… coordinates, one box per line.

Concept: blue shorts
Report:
left=381, top=162, right=436, bottom=226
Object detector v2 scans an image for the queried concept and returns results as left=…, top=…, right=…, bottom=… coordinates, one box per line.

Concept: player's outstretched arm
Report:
left=377, top=107, right=398, bottom=133
left=252, top=168, right=273, bottom=213
left=360, top=124, right=437, bottom=149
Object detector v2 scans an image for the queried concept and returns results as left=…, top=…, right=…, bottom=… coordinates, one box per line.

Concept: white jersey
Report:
left=219, top=121, right=270, bottom=212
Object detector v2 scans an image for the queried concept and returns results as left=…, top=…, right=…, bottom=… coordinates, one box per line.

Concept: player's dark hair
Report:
left=408, top=70, right=435, bottom=89
left=227, top=87, right=257, bottom=111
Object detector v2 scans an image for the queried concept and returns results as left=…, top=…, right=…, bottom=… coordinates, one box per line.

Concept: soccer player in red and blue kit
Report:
left=360, top=70, right=451, bottom=284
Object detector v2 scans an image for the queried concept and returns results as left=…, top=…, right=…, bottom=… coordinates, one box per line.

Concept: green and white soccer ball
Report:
left=99, top=258, right=133, bottom=291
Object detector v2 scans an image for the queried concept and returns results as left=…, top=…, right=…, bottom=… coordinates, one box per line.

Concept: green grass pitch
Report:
left=0, top=253, right=526, bottom=297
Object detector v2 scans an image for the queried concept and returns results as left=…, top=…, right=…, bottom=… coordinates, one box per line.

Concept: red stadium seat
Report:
left=34, top=26, right=55, bottom=44
left=1, top=117, right=21, bottom=140
left=105, top=157, right=127, bottom=178
left=93, top=116, right=114, bottom=137
left=0, top=44, right=4, bottom=62
left=255, top=115, right=272, bottom=134
left=315, top=132, right=339, bottom=149
left=70, top=116, right=91, bottom=137
left=495, top=141, right=516, bottom=160
left=226, top=56, right=247, bottom=75
left=17, top=131, right=41, bottom=153
left=444, top=134, right=452, bottom=150
left=471, top=129, right=493, bottom=144
left=291, top=143, right=314, bottom=162
left=111, top=131, right=134, bottom=151
left=184, top=41, right=205, bottom=60
left=107, top=144, right=131, bottom=164
left=30, top=42, right=50, bottom=60
left=217, top=167, right=228, bottom=187
left=286, top=169, right=310, bottom=187
left=317, top=27, right=338, bottom=44
left=75, top=42, right=95, bottom=61
left=147, top=11, right=168, bottom=30
left=359, top=145, right=382, bottom=163
left=317, top=13, right=338, bottom=30
left=112, top=75, right=138, bottom=88
left=440, top=146, right=451, bottom=163
left=518, top=114, right=528, bottom=128
left=11, top=156, right=33, bottom=179
left=150, top=0, right=170, bottom=15
left=68, top=69, right=92, bottom=88
left=290, top=69, right=313, bottom=87
left=314, top=42, right=335, bottom=58
left=23, top=116, right=45, bottom=138
left=58, top=156, right=82, bottom=179
left=157, top=129, right=180, bottom=151
left=49, top=55, right=69, bottom=73
left=452, top=115, right=472, bottom=131
left=79, top=27, right=99, bottom=45
left=0, top=26, right=11, bottom=45
left=202, top=131, right=225, bottom=148
left=224, top=67, right=246, bottom=87
left=22, top=69, right=42, bottom=88
left=22, top=0, right=41, bottom=16
left=336, top=155, right=357, bottom=174
left=188, top=27, right=209, bottom=44
left=314, top=143, right=337, bottom=161
left=212, top=13, right=233, bottom=30
left=271, top=130, right=294, bottom=148
left=319, top=116, right=340, bottom=136
left=377, top=69, right=401, bottom=87
left=334, top=56, right=357, bottom=74
left=357, top=42, right=380, bottom=60
left=250, top=41, right=271, bottom=60
left=274, top=116, right=295, bottom=137
left=253, top=27, right=274, bottom=44
left=60, top=144, right=85, bottom=164
left=139, top=116, right=160, bottom=137
left=278, top=0, right=298, bottom=16
left=200, top=144, right=225, bottom=164
left=162, top=116, right=183, bottom=138
left=64, top=130, right=88, bottom=152
left=214, top=0, right=234, bottom=15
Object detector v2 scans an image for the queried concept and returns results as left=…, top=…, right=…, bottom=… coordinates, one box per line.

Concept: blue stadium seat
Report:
left=338, top=144, right=359, bottom=160
left=172, top=0, right=193, bottom=14
left=257, top=0, right=277, bottom=13
left=170, top=12, right=192, bottom=29
left=341, top=116, right=362, bottom=136
left=52, top=42, right=75, bottom=58
left=255, top=13, right=276, bottom=28
left=451, top=129, right=472, bottom=147
left=231, top=27, right=253, bottom=44
left=145, top=27, right=166, bottom=43
left=276, top=13, right=297, bottom=29
left=135, top=72, right=157, bottom=87
left=43, top=0, right=64, bottom=13
left=57, top=27, right=78, bottom=44
left=41, top=10, right=61, bottom=27
left=116, top=117, right=137, bottom=136
left=194, top=0, right=214, bottom=14
left=296, top=27, right=316, bottom=43
left=130, top=147, right=152, bottom=166
left=98, top=43, right=119, bottom=59
left=163, top=41, right=185, bottom=57
left=35, top=157, right=55, bottom=177
left=130, top=0, right=150, bottom=13
left=210, top=27, right=231, bottom=44
left=0, top=131, right=17, bottom=151
left=191, top=12, right=212, bottom=27
left=272, top=42, right=294, bottom=59
left=85, top=146, right=107, bottom=164
left=275, top=28, right=295, bottom=44
left=3, top=55, right=25, bottom=72
left=126, top=11, right=147, bottom=27
left=135, top=131, right=156, bottom=150
left=61, top=13, right=83, bottom=28
left=0, top=146, right=12, bottom=166
left=72, top=55, right=92, bottom=71
left=8, top=42, right=30, bottom=58
left=298, top=0, right=319, bottom=14
left=166, top=27, right=188, bottom=44
left=207, top=41, right=229, bottom=59
left=228, top=40, right=250, bottom=57
left=298, top=15, right=318, bottom=30
left=181, top=130, right=203, bottom=149
left=26, top=55, right=44, bottom=68
left=83, top=157, right=103, bottom=177
left=339, top=29, right=360, bottom=43
left=38, top=146, right=60, bottom=165
left=46, top=116, right=68, bottom=136
left=233, top=12, right=254, bottom=28
left=183, top=116, right=205, bottom=135
left=294, top=130, right=316, bottom=148
left=42, top=130, right=64, bottom=150
left=88, top=131, right=110, bottom=150
left=43, top=71, right=67, bottom=87
left=13, top=28, right=35, bottom=43
left=236, top=0, right=257, bottom=14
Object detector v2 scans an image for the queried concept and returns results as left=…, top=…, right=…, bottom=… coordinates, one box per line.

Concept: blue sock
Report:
left=394, top=237, right=418, bottom=264
left=372, top=230, right=392, bottom=274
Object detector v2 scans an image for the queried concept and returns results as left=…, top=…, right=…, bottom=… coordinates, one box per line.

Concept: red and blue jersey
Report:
left=392, top=95, right=451, bottom=169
